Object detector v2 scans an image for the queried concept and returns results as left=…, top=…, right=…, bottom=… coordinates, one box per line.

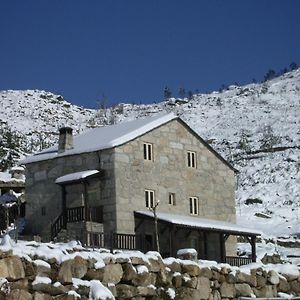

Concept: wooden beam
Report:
left=219, top=233, right=226, bottom=263
left=203, top=232, right=208, bottom=260
left=62, top=186, right=67, bottom=229
left=251, top=236, right=256, bottom=262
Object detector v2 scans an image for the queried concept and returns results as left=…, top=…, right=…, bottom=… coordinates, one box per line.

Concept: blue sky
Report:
left=1, top=1, right=300, bottom=108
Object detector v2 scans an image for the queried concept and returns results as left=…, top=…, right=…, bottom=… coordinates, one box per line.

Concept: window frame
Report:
left=189, top=196, right=199, bottom=215
left=187, top=151, right=197, bottom=168
left=145, top=189, right=155, bottom=208
left=143, top=142, right=153, bottom=161
left=168, top=192, right=176, bottom=206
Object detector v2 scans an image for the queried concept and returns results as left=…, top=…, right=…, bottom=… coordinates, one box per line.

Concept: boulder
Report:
left=199, top=267, right=213, bottom=279
left=236, top=270, right=256, bottom=286
left=58, top=257, right=88, bottom=284
left=0, top=256, right=25, bottom=280
left=235, top=283, right=253, bottom=297
left=181, top=262, right=200, bottom=276
left=196, top=277, right=211, bottom=299
left=122, top=263, right=137, bottom=282
left=116, top=284, right=138, bottom=299
left=102, top=263, right=123, bottom=284
left=278, top=277, right=290, bottom=292
left=137, top=285, right=157, bottom=297
left=33, top=292, right=53, bottom=300
left=164, top=258, right=181, bottom=273
left=267, top=270, right=280, bottom=285
left=290, top=279, right=300, bottom=294
left=253, top=285, right=277, bottom=298
left=177, top=249, right=198, bottom=262
left=172, top=273, right=182, bottom=288
left=6, top=289, right=32, bottom=300
left=220, top=282, right=235, bottom=298
left=176, top=287, right=206, bottom=300
left=9, top=278, right=29, bottom=290
left=211, top=290, right=221, bottom=300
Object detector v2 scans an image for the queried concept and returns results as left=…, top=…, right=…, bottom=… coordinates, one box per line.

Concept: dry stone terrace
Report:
left=0, top=237, right=299, bottom=300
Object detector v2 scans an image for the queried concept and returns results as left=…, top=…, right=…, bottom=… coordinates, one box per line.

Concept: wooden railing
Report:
left=225, top=256, right=253, bottom=266
left=86, top=232, right=138, bottom=250
left=67, top=206, right=85, bottom=222
left=51, top=211, right=64, bottom=240
left=51, top=206, right=103, bottom=240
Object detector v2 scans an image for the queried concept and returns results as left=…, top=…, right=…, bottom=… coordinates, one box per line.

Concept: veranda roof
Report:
left=135, top=211, right=261, bottom=236
left=55, top=170, right=100, bottom=185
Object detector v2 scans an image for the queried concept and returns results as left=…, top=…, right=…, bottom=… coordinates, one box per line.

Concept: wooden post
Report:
left=203, top=231, right=208, bottom=260
left=251, top=236, right=256, bottom=262
left=62, top=186, right=67, bottom=229
left=219, top=233, right=226, bottom=263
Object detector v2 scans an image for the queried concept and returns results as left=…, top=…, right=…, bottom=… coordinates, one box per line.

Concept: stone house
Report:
left=22, top=113, right=259, bottom=263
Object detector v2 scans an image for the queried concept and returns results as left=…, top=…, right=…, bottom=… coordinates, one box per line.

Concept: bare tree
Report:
left=149, top=200, right=160, bottom=252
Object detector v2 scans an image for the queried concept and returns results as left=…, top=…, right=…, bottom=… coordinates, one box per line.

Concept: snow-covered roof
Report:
left=55, top=170, right=100, bottom=184
left=135, top=211, right=261, bottom=236
left=21, top=113, right=178, bottom=164
left=0, top=171, right=25, bottom=184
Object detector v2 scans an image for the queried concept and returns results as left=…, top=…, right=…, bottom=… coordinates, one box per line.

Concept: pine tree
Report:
left=178, top=86, right=186, bottom=98
left=290, top=62, right=298, bottom=71
left=163, top=86, right=172, bottom=99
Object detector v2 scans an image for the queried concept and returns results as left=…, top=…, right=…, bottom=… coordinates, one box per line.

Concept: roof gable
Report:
left=21, top=113, right=236, bottom=172
left=21, top=113, right=177, bottom=164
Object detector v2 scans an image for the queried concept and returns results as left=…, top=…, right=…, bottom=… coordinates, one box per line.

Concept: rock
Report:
left=6, top=289, right=32, bottom=300
left=181, top=262, right=200, bottom=276
left=176, top=287, right=204, bottom=300
left=177, top=249, right=198, bottom=262
left=32, top=282, right=67, bottom=296
left=147, top=256, right=165, bottom=272
left=199, top=267, right=213, bottom=279
left=132, top=271, right=156, bottom=287
left=156, top=269, right=172, bottom=286
left=0, top=249, right=13, bottom=258
left=196, top=277, right=211, bottom=299
left=0, top=256, right=25, bottom=280
left=278, top=277, right=290, bottom=292
left=164, top=258, right=181, bottom=273
left=211, top=290, right=221, bottom=300
left=33, top=292, right=53, bottom=300
left=253, top=285, right=277, bottom=298
left=290, top=279, right=300, bottom=294
left=256, top=273, right=267, bottom=287
left=102, top=263, right=123, bottom=284
left=9, top=278, right=29, bottom=290
left=58, top=257, right=87, bottom=284
left=220, top=282, right=235, bottom=298
left=22, top=259, right=35, bottom=279
left=116, top=284, right=138, bottom=299
left=122, top=263, right=137, bottom=282
left=267, top=270, right=280, bottom=285
left=211, top=270, right=220, bottom=281
left=85, top=268, right=104, bottom=281
left=137, top=286, right=156, bottom=297
left=33, top=260, right=51, bottom=277
left=236, top=270, right=256, bottom=286
left=261, top=253, right=282, bottom=264
left=172, top=274, right=182, bottom=288
left=235, top=283, right=253, bottom=297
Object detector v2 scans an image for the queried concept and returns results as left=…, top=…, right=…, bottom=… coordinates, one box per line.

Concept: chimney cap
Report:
left=59, top=127, right=73, bottom=134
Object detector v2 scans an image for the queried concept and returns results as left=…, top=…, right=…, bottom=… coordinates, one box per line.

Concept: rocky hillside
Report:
left=0, top=70, right=299, bottom=239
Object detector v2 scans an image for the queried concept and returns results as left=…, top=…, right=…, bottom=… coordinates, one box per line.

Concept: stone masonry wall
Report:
left=0, top=246, right=299, bottom=300
left=114, top=119, right=236, bottom=252
left=25, top=149, right=116, bottom=240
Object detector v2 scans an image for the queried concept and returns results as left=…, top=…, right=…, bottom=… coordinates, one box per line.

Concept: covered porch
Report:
left=134, top=211, right=260, bottom=265
left=51, top=170, right=104, bottom=241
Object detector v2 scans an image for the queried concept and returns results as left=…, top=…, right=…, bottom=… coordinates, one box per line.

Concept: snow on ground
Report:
left=0, top=70, right=299, bottom=241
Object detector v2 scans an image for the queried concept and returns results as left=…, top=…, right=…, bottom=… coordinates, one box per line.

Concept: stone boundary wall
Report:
left=0, top=249, right=300, bottom=300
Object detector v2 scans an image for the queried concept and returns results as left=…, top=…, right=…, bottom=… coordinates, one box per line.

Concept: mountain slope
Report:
left=0, top=70, right=299, bottom=239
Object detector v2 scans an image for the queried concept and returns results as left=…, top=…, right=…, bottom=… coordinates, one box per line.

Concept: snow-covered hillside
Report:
left=0, top=70, right=299, bottom=239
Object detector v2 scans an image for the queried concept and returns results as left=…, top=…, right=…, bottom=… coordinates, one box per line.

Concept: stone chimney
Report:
left=58, top=127, right=74, bottom=153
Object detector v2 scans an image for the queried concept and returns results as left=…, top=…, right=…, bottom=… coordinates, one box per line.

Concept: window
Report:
left=189, top=197, right=199, bottom=215
left=145, top=189, right=155, bottom=208
left=143, top=143, right=153, bottom=161
left=169, top=193, right=176, bottom=205
left=41, top=206, right=46, bottom=216
left=187, top=151, right=197, bottom=168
